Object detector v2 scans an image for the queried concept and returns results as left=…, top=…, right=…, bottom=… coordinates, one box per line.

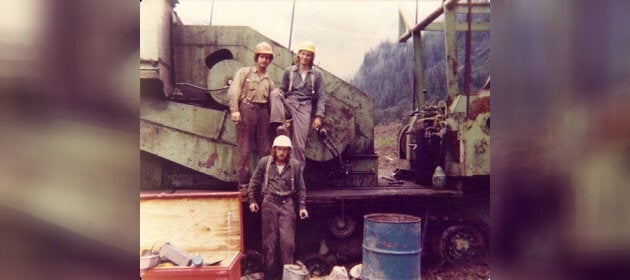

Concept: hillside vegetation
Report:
left=350, top=19, right=489, bottom=125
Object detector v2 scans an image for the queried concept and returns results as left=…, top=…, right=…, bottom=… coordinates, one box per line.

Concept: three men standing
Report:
left=228, top=42, right=276, bottom=196
left=230, top=40, right=322, bottom=279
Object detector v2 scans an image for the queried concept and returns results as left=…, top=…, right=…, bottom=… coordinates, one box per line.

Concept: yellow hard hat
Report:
left=254, top=42, right=274, bottom=56
left=297, top=40, right=315, bottom=54
left=272, top=135, right=292, bottom=148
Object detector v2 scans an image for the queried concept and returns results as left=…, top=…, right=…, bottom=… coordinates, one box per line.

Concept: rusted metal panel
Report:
left=140, top=120, right=238, bottom=182
left=319, top=74, right=375, bottom=157
left=460, top=111, right=490, bottom=176
left=469, top=94, right=490, bottom=120
left=446, top=93, right=490, bottom=176
left=140, top=98, right=238, bottom=181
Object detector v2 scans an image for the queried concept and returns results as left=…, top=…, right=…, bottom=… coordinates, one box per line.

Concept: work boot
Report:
left=276, top=124, right=289, bottom=137
left=275, top=119, right=292, bottom=137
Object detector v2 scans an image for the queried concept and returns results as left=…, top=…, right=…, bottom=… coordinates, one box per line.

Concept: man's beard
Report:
left=272, top=148, right=290, bottom=163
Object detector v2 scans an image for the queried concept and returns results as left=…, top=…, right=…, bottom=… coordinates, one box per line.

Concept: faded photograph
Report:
left=140, top=1, right=489, bottom=279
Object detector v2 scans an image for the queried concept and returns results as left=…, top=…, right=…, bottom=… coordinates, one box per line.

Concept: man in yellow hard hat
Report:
left=228, top=42, right=276, bottom=196
left=269, top=40, right=326, bottom=168
left=247, top=135, right=308, bottom=280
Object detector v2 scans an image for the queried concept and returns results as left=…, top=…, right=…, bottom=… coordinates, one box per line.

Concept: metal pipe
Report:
left=317, top=129, right=347, bottom=175
left=208, top=0, right=215, bottom=26
left=465, top=0, right=472, bottom=117
left=288, top=0, right=296, bottom=50
left=415, top=0, right=418, bottom=24
left=399, top=0, right=460, bottom=42
left=412, top=31, right=424, bottom=111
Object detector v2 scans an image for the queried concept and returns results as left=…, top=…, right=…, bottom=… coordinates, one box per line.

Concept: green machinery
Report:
left=139, top=0, right=490, bottom=271
left=140, top=0, right=375, bottom=189
left=396, top=0, right=490, bottom=191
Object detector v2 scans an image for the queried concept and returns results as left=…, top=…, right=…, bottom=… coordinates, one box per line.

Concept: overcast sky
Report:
left=175, top=0, right=445, bottom=80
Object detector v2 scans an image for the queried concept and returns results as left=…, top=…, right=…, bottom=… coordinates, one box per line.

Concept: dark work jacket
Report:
left=248, top=156, right=307, bottom=210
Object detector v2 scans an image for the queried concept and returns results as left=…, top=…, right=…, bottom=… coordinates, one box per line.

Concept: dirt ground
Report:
left=374, top=122, right=402, bottom=174
left=306, top=255, right=490, bottom=280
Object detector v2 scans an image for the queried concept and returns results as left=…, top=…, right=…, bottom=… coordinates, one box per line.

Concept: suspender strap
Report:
left=288, top=65, right=297, bottom=92
left=263, top=157, right=296, bottom=194
left=310, top=71, right=315, bottom=94
left=263, top=156, right=272, bottom=192
left=239, top=66, right=255, bottom=102
left=289, top=160, right=295, bottom=191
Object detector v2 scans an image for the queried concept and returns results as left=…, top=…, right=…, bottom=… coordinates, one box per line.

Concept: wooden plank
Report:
left=140, top=193, right=243, bottom=267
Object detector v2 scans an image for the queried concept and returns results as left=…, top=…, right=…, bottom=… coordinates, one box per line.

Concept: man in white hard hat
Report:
left=228, top=42, right=276, bottom=196
left=247, top=135, right=308, bottom=280
left=269, top=40, right=326, bottom=168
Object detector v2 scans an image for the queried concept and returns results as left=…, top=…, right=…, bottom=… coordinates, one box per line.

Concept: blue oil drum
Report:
left=362, top=213, right=422, bottom=280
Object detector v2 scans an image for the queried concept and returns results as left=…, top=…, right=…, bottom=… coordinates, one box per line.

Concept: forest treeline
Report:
left=350, top=25, right=489, bottom=125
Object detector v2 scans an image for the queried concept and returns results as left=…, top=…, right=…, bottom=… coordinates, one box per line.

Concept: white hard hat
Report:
left=272, top=135, right=292, bottom=148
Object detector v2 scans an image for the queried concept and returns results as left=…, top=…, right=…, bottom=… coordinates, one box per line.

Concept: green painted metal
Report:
left=445, top=92, right=490, bottom=176
left=140, top=0, right=177, bottom=97
left=173, top=25, right=374, bottom=161
left=397, top=0, right=490, bottom=179
left=140, top=98, right=239, bottom=182
left=141, top=9, right=375, bottom=184
left=412, top=32, right=424, bottom=111
left=443, top=1, right=459, bottom=99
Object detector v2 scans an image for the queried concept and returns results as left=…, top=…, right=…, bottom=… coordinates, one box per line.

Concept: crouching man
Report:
left=247, top=135, right=309, bottom=280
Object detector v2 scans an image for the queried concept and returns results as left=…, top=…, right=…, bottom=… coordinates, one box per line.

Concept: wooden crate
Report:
left=140, top=191, right=243, bottom=280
